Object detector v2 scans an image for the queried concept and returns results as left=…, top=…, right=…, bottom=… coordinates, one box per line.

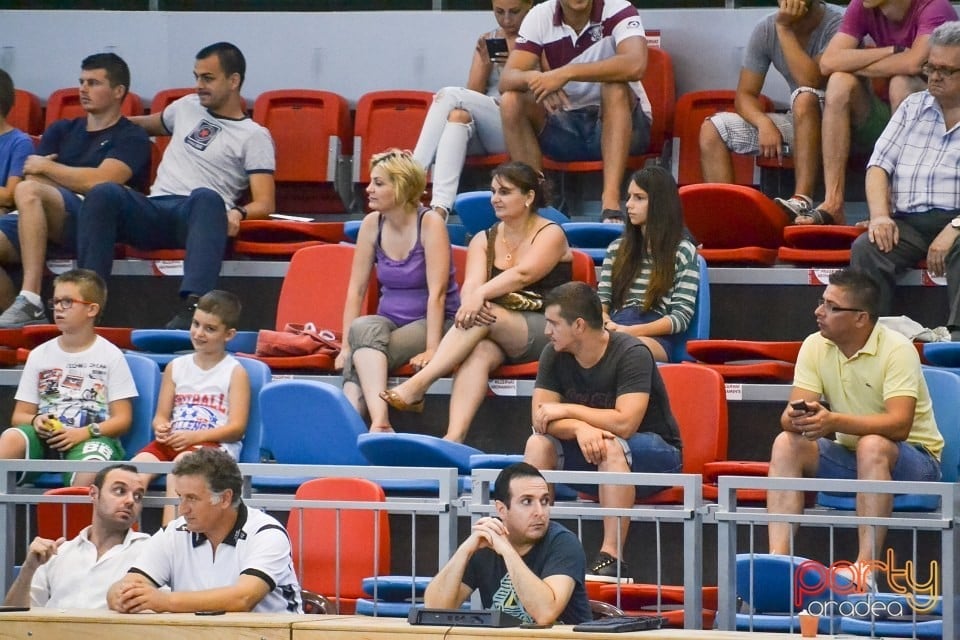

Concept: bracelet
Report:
left=32, top=413, right=42, bottom=428
left=893, top=45, right=906, bottom=54
left=233, top=205, right=248, bottom=220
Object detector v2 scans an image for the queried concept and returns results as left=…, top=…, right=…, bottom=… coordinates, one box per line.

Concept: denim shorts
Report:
left=0, top=185, right=81, bottom=254
left=816, top=438, right=941, bottom=482
left=539, top=104, right=651, bottom=162
left=609, top=306, right=674, bottom=360
left=546, top=431, right=682, bottom=498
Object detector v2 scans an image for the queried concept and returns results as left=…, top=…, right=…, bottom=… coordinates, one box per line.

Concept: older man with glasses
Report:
left=851, top=21, right=960, bottom=341
left=767, top=268, right=943, bottom=590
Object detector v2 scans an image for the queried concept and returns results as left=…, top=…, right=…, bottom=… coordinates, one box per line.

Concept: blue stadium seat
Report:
left=561, top=221, right=620, bottom=265
left=454, top=190, right=568, bottom=236
left=236, top=356, right=271, bottom=464
left=671, top=253, right=710, bottom=363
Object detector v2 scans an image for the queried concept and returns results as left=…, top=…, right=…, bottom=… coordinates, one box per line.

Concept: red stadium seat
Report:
left=777, top=225, right=866, bottom=265
left=148, top=87, right=194, bottom=157
left=352, top=90, right=433, bottom=187
left=685, top=339, right=802, bottom=382
left=253, top=89, right=352, bottom=214
left=232, top=219, right=345, bottom=258
left=672, top=90, right=775, bottom=187
left=679, top=183, right=787, bottom=266
left=8, top=89, right=43, bottom=135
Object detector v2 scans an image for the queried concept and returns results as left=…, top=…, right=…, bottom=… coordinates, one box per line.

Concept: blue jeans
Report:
left=816, top=438, right=941, bottom=482
left=539, top=103, right=651, bottom=162
left=77, top=183, right=228, bottom=296
left=550, top=431, right=682, bottom=498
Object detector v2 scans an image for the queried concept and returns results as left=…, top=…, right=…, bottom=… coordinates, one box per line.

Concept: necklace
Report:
left=501, top=228, right=526, bottom=262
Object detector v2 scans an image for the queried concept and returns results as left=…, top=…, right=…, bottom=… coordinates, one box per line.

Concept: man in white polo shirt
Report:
left=499, top=0, right=651, bottom=221
left=107, top=448, right=302, bottom=614
left=4, top=464, right=149, bottom=608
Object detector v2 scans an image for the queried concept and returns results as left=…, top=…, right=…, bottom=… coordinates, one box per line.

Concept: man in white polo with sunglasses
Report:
left=851, top=21, right=960, bottom=341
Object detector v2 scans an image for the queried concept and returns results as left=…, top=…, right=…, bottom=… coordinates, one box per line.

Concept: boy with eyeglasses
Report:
left=767, top=268, right=942, bottom=590
left=0, top=268, right=138, bottom=486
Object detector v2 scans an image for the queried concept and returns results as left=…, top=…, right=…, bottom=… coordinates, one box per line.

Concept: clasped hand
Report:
left=469, top=516, right=511, bottom=554
left=787, top=401, right=831, bottom=441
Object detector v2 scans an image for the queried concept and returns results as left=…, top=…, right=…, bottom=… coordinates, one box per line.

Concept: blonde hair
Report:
left=369, top=148, right=427, bottom=211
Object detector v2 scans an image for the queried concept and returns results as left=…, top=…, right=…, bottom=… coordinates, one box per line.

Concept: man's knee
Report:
left=524, top=434, right=557, bottom=469
left=83, top=182, right=127, bottom=215
left=824, top=72, right=861, bottom=108
left=769, top=431, right=810, bottom=472
left=600, top=81, right=632, bottom=109
left=855, top=434, right=898, bottom=475
left=185, top=188, right=226, bottom=223
left=849, top=233, right=878, bottom=267
left=699, top=119, right=726, bottom=154
left=791, top=90, right=822, bottom=121
left=13, top=180, right=46, bottom=209
left=499, top=90, right=525, bottom=118
left=598, top=440, right=630, bottom=472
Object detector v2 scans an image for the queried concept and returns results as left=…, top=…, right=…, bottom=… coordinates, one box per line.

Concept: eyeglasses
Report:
left=370, top=148, right=413, bottom=167
left=921, top=62, right=960, bottom=78
left=47, top=297, right=97, bottom=310
left=817, top=298, right=863, bottom=314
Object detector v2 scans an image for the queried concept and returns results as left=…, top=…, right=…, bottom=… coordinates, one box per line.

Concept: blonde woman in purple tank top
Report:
left=336, top=149, right=459, bottom=432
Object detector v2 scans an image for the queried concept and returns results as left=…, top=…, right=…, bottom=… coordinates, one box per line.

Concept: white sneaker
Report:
left=774, top=195, right=813, bottom=221
left=0, top=295, right=46, bottom=328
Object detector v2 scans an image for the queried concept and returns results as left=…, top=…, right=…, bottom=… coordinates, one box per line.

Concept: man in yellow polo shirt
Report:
left=767, top=268, right=942, bottom=589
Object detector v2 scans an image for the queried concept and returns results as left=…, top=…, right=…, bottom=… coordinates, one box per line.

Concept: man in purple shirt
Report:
left=798, top=0, right=956, bottom=225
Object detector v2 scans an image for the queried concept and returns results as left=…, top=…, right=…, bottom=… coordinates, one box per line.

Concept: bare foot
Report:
left=369, top=425, right=396, bottom=434
left=794, top=207, right=844, bottom=226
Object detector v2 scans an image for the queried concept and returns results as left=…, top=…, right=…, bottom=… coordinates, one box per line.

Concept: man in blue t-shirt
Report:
left=424, top=462, right=591, bottom=625
left=0, top=53, right=149, bottom=328
left=0, top=69, right=35, bottom=309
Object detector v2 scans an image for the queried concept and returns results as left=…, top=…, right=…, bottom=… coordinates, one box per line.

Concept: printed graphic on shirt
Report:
left=37, top=364, right=109, bottom=428
left=171, top=392, right=227, bottom=432
left=184, top=119, right=223, bottom=151
left=491, top=573, right=533, bottom=623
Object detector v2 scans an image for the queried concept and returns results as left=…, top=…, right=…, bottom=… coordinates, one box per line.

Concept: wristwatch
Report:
left=87, top=423, right=102, bottom=438
left=951, top=216, right=960, bottom=230
left=232, top=205, right=248, bottom=220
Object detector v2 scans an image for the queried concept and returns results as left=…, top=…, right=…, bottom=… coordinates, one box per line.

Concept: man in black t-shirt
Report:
left=524, top=282, right=682, bottom=583
left=424, top=462, right=591, bottom=625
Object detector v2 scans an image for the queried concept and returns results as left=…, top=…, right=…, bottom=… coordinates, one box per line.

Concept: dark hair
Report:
left=611, top=166, right=684, bottom=312
left=492, top=462, right=546, bottom=505
left=172, top=448, right=243, bottom=507
left=92, top=463, right=139, bottom=489
left=490, top=161, right=548, bottom=211
left=81, top=53, right=131, bottom=100
left=544, top=282, right=604, bottom=330
left=197, top=289, right=242, bottom=330
left=828, top=268, right=880, bottom=321
left=0, top=68, right=14, bottom=119
left=53, top=268, right=108, bottom=322
left=196, top=42, right=246, bottom=88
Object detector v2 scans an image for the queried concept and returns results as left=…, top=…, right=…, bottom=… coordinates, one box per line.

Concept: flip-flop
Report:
left=379, top=389, right=425, bottom=413
left=794, top=208, right=835, bottom=226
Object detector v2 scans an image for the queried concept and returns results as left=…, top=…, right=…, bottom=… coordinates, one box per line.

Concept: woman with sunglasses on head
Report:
left=413, top=0, right=533, bottom=220
left=381, top=161, right=572, bottom=443
left=599, top=166, right=700, bottom=363
left=335, top=149, right=460, bottom=433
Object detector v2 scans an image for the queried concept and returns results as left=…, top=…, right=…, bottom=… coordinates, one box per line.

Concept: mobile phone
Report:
left=485, top=38, right=509, bottom=59
left=790, top=400, right=809, bottom=412
left=195, top=610, right=226, bottom=616
left=0, top=606, right=30, bottom=612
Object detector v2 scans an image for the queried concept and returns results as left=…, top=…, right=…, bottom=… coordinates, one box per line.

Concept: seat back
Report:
left=275, top=244, right=376, bottom=334
left=671, top=90, right=774, bottom=186
left=253, top=90, right=351, bottom=184
left=121, top=352, right=163, bottom=457
left=9, top=89, right=43, bottom=135
left=36, top=486, right=91, bottom=540
left=670, top=253, right=710, bottom=363
left=149, top=88, right=194, bottom=157
left=287, top=477, right=390, bottom=603
left=659, top=364, right=728, bottom=475
left=921, top=367, right=960, bottom=483
left=352, top=90, right=433, bottom=185
left=642, top=47, right=677, bottom=158
left=45, top=88, right=143, bottom=128
left=679, top=183, right=787, bottom=250
left=259, top=379, right=368, bottom=466
left=571, top=249, right=598, bottom=287
left=236, top=356, right=271, bottom=464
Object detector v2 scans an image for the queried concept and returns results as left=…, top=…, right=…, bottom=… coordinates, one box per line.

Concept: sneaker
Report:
left=773, top=194, right=813, bottom=221
left=0, top=295, right=47, bottom=328
left=164, top=294, right=200, bottom=330
left=586, top=552, right=634, bottom=583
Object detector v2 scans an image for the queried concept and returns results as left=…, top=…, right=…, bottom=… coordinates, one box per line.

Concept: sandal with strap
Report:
left=794, top=207, right=836, bottom=226
left=379, top=389, right=425, bottom=413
